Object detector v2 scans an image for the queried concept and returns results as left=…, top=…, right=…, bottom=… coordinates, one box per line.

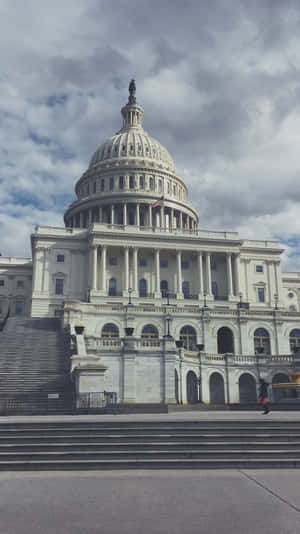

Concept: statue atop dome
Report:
left=128, top=79, right=136, bottom=104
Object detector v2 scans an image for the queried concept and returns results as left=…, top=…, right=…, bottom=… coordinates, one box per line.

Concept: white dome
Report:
left=89, top=129, right=176, bottom=172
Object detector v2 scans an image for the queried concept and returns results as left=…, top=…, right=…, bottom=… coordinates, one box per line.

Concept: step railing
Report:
left=76, top=391, right=117, bottom=409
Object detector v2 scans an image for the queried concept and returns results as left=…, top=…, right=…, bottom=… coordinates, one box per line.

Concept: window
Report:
left=55, top=278, right=64, bottom=295
left=180, top=326, right=197, bottom=351
left=0, top=280, right=4, bottom=286
left=149, top=177, right=154, bottom=190
left=257, top=287, right=265, bottom=302
left=142, top=325, right=158, bottom=338
left=160, top=280, right=168, bottom=297
left=101, top=179, right=104, bottom=191
left=129, top=175, right=135, bottom=189
left=289, top=329, right=300, bottom=352
left=119, top=176, right=124, bottom=189
left=139, top=175, right=144, bottom=188
left=166, top=182, right=170, bottom=194
left=182, top=281, right=190, bottom=298
left=17, top=280, right=24, bottom=288
left=139, top=258, right=147, bottom=267
left=211, top=263, right=217, bottom=271
left=129, top=212, right=135, bottom=225
left=54, top=309, right=62, bottom=317
left=0, top=302, right=2, bottom=313
left=160, top=260, right=168, bottom=268
left=108, top=278, right=117, bottom=296
left=93, top=182, right=96, bottom=193
left=109, top=177, right=114, bottom=190
left=130, top=145, right=134, bottom=151
left=289, top=305, right=296, bottom=312
left=256, top=265, right=263, bottom=273
left=182, top=261, right=189, bottom=269
left=158, top=180, right=162, bottom=192
left=139, top=279, right=147, bottom=297
left=109, top=257, right=117, bottom=266
left=56, top=255, right=65, bottom=263
left=15, top=300, right=24, bottom=315
left=254, top=328, right=270, bottom=354
left=288, top=292, right=294, bottom=299
left=102, top=323, right=119, bottom=337
left=86, top=184, right=90, bottom=195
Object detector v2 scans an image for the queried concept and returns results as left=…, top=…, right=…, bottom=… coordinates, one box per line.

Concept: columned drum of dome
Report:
left=64, top=81, right=198, bottom=232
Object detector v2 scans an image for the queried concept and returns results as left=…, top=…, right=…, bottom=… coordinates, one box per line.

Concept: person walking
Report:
left=259, top=378, right=270, bottom=414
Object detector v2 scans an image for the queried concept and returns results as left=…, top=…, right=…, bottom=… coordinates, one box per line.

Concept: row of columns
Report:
left=68, top=203, right=197, bottom=231
left=90, top=245, right=240, bottom=299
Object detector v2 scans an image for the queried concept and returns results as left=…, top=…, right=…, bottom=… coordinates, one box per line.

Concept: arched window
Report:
left=108, top=278, right=117, bottom=296
left=141, top=325, right=159, bottom=338
left=101, top=323, right=119, bottom=338
left=139, top=279, right=147, bottom=297
left=254, top=328, right=270, bottom=354
left=217, top=327, right=234, bottom=354
left=161, top=280, right=168, bottom=297
left=289, top=329, right=300, bottom=353
left=182, top=281, right=189, bottom=298
left=180, top=325, right=197, bottom=351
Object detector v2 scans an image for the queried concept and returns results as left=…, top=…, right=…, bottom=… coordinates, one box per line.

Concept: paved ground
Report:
left=1, top=409, right=300, bottom=423
left=0, top=469, right=300, bottom=534
left=1, top=412, right=300, bottom=533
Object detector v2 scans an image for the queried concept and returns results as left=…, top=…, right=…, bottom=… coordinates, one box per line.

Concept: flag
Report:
left=152, top=196, right=164, bottom=208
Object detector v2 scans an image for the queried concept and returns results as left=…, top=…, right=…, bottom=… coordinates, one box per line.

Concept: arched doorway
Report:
left=239, top=373, right=257, bottom=403
left=272, top=373, right=296, bottom=402
left=210, top=372, right=225, bottom=404
left=186, top=371, right=198, bottom=404
left=217, top=327, right=234, bottom=354
left=175, top=369, right=179, bottom=404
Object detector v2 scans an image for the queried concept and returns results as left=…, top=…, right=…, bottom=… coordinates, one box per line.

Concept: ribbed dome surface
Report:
left=89, top=129, right=176, bottom=172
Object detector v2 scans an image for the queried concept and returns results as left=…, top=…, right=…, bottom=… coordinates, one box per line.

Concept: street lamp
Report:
left=274, top=293, right=279, bottom=310
left=196, top=343, right=204, bottom=403
left=166, top=291, right=170, bottom=306
left=203, top=292, right=207, bottom=308
left=165, top=314, right=172, bottom=337
left=128, top=287, right=133, bottom=306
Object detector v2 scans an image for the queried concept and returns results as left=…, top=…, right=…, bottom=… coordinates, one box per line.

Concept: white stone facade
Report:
left=1, top=81, right=300, bottom=404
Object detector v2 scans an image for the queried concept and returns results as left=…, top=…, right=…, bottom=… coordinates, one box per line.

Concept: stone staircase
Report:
left=0, top=317, right=74, bottom=413
left=0, top=419, right=299, bottom=470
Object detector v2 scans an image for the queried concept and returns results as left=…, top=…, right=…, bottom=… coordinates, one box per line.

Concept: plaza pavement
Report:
left=0, top=411, right=300, bottom=533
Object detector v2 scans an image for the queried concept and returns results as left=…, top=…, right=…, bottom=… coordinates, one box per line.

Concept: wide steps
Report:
left=0, top=419, right=299, bottom=470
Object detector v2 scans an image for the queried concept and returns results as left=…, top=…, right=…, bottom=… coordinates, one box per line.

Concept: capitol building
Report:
left=1, top=81, right=300, bottom=408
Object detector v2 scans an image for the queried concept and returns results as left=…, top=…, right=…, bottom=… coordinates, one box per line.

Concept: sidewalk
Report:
left=0, top=410, right=300, bottom=423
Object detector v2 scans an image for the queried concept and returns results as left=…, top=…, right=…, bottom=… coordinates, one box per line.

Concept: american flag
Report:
left=152, top=196, right=164, bottom=208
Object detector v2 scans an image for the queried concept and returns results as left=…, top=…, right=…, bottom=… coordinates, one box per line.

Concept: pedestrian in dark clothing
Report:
left=259, top=378, right=270, bottom=414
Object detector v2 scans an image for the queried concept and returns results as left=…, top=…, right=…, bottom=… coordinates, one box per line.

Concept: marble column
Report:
left=148, top=205, right=152, bottom=227
left=88, top=209, right=92, bottom=226
left=91, top=246, right=98, bottom=290
left=234, top=253, right=240, bottom=297
left=206, top=252, right=212, bottom=296
left=176, top=250, right=182, bottom=297
left=101, top=245, right=107, bottom=292
left=123, top=203, right=127, bottom=225
left=123, top=247, right=129, bottom=295
left=133, top=247, right=138, bottom=294
left=160, top=206, right=164, bottom=228
left=198, top=252, right=204, bottom=297
left=155, top=249, right=161, bottom=297
left=226, top=253, right=234, bottom=298
left=111, top=205, right=115, bottom=225
left=99, top=206, right=102, bottom=223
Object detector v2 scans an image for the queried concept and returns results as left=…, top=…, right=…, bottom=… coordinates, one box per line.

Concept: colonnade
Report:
left=90, top=245, right=241, bottom=300
left=67, top=202, right=198, bottom=232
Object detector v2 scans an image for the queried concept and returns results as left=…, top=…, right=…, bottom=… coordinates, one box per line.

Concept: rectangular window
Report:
left=101, top=179, right=104, bottom=191
left=0, top=280, right=5, bottom=286
left=15, top=300, right=24, bottom=314
left=149, top=177, right=154, bottom=190
left=158, top=180, right=162, bottom=192
left=119, top=176, right=124, bottom=189
left=258, top=287, right=265, bottom=302
left=256, top=265, right=263, bottom=273
left=212, top=281, right=218, bottom=298
left=139, top=175, right=144, bottom=188
left=55, top=279, right=64, bottom=295
left=109, top=257, right=117, bottom=266
left=211, top=263, right=217, bottom=271
left=182, top=261, right=189, bottom=269
left=129, top=175, right=135, bottom=189
left=160, top=260, right=168, bottom=268
left=17, top=280, right=24, bottom=288
left=109, top=177, right=114, bottom=190
left=139, top=258, right=147, bottom=267
left=56, top=255, right=65, bottom=263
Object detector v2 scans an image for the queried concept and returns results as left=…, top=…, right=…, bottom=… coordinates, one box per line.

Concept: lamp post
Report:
left=128, top=287, right=133, bottom=306
left=165, top=314, right=171, bottom=337
left=196, top=343, right=204, bottom=403
left=166, top=291, right=170, bottom=306
left=175, top=340, right=183, bottom=404
left=203, top=292, right=207, bottom=309
left=274, top=293, right=279, bottom=310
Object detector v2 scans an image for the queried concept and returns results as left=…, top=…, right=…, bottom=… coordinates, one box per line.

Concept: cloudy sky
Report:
left=1, top=0, right=300, bottom=271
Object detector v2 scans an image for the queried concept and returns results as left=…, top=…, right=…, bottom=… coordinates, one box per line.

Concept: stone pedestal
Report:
left=122, top=336, right=137, bottom=403
left=163, top=336, right=177, bottom=404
